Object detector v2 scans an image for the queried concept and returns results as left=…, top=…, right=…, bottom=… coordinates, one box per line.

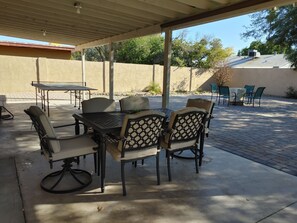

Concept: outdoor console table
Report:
left=73, top=108, right=172, bottom=193
left=32, top=81, right=97, bottom=116
left=229, top=87, right=246, bottom=105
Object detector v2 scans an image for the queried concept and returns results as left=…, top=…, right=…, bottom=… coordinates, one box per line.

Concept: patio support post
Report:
left=109, top=42, right=114, bottom=100
left=162, top=28, right=172, bottom=109
left=81, top=49, right=86, bottom=100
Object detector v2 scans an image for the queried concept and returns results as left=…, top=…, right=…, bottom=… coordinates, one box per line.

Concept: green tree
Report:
left=242, top=5, right=297, bottom=68
left=116, top=35, right=164, bottom=64
left=71, top=33, right=232, bottom=69
left=171, top=33, right=233, bottom=68
left=240, top=40, right=286, bottom=56
left=71, top=45, right=109, bottom=61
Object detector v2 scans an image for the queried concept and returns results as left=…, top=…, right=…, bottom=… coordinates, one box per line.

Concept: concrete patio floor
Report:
left=1, top=93, right=297, bottom=222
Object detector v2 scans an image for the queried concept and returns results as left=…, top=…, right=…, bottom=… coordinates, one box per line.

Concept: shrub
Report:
left=214, top=64, right=233, bottom=86
left=145, top=82, right=162, bottom=95
left=285, top=86, right=297, bottom=98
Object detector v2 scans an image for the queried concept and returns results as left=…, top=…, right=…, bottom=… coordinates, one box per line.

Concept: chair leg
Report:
left=194, top=147, right=199, bottom=174
left=199, top=134, right=205, bottom=166
left=40, top=159, right=92, bottom=193
left=156, top=153, right=160, bottom=185
left=121, top=161, right=127, bottom=196
left=166, top=150, right=172, bottom=181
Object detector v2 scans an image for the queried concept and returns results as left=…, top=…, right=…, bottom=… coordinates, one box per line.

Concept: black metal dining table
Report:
left=72, top=108, right=172, bottom=193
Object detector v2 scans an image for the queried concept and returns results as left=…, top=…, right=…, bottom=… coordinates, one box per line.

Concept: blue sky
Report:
left=174, top=13, right=254, bottom=53
left=0, top=14, right=254, bottom=54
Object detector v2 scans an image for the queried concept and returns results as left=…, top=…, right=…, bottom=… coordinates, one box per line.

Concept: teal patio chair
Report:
left=210, top=83, right=218, bottom=101
left=244, top=85, right=255, bottom=104
left=252, top=87, right=266, bottom=107
left=218, top=86, right=230, bottom=105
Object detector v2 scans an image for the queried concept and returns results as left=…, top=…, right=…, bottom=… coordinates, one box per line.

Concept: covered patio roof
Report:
left=0, top=0, right=295, bottom=50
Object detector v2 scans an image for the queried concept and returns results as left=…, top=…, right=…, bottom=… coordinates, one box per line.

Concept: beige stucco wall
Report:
left=1, top=55, right=297, bottom=97
left=0, top=55, right=37, bottom=92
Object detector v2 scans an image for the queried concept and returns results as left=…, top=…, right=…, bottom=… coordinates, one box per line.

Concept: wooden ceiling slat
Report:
left=0, top=18, right=108, bottom=39
left=0, top=0, right=295, bottom=47
left=0, top=1, right=141, bottom=31
left=137, top=0, right=198, bottom=14
left=24, top=0, right=153, bottom=27
left=0, top=12, right=130, bottom=37
left=106, top=0, right=181, bottom=18
left=175, top=0, right=214, bottom=10
left=81, top=0, right=166, bottom=22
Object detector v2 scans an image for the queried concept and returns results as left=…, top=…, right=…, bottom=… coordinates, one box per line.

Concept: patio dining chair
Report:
left=82, top=97, right=116, bottom=113
left=243, top=85, right=255, bottom=104
left=252, top=87, right=266, bottom=107
left=218, top=86, right=231, bottom=105
left=119, top=96, right=150, bottom=112
left=185, top=98, right=215, bottom=165
left=105, top=110, right=166, bottom=195
left=160, top=107, right=207, bottom=181
left=210, top=83, right=218, bottom=101
left=25, top=106, right=98, bottom=193
left=81, top=97, right=116, bottom=163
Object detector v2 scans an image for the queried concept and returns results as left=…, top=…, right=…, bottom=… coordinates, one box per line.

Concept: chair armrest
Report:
left=43, top=134, right=90, bottom=141
left=53, top=122, right=84, bottom=129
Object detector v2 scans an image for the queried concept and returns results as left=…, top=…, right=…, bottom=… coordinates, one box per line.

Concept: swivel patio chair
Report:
left=218, top=86, right=231, bottom=105
left=160, top=107, right=207, bottom=181
left=119, top=96, right=150, bottom=112
left=105, top=110, right=165, bottom=195
left=243, top=85, right=255, bottom=104
left=25, top=106, right=98, bottom=193
left=252, top=87, right=266, bottom=107
left=210, top=83, right=218, bottom=101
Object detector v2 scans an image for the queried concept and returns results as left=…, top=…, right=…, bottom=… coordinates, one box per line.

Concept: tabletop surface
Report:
left=73, top=108, right=172, bottom=133
left=32, top=82, right=97, bottom=91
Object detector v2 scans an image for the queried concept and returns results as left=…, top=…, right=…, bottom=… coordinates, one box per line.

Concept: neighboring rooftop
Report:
left=228, top=53, right=291, bottom=68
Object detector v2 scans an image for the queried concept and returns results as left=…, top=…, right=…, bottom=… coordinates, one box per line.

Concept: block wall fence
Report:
left=0, top=55, right=296, bottom=97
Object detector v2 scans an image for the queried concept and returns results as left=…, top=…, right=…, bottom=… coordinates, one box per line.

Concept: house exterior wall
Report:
left=0, top=45, right=72, bottom=59
left=230, top=68, right=297, bottom=96
left=0, top=55, right=296, bottom=97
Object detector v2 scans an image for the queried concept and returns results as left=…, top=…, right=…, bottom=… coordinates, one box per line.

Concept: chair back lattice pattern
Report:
left=24, top=108, right=52, bottom=157
left=170, top=110, right=206, bottom=143
left=121, top=113, right=165, bottom=153
left=186, top=98, right=214, bottom=131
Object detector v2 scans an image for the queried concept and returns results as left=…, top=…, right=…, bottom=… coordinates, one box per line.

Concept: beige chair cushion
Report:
left=119, top=96, right=150, bottom=111
left=106, top=139, right=158, bottom=161
left=44, top=135, right=97, bottom=161
left=28, top=106, right=61, bottom=153
left=82, top=97, right=116, bottom=113
left=160, top=138, right=196, bottom=151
